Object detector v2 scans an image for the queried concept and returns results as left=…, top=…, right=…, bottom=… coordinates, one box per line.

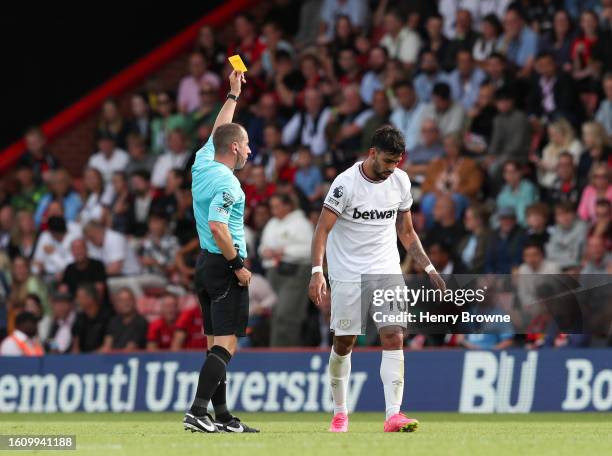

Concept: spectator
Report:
left=421, top=82, right=466, bottom=136
left=326, top=84, right=373, bottom=167
left=360, top=45, right=387, bottom=104
left=525, top=203, right=552, bottom=245
left=404, top=120, right=445, bottom=183
left=577, top=163, right=612, bottom=222
left=447, top=10, right=479, bottom=69
left=473, top=14, right=504, bottom=63
left=101, top=288, right=148, bottom=352
left=595, top=73, right=612, bottom=137
left=61, top=238, right=108, bottom=306
left=31, top=215, right=80, bottom=279
left=458, top=205, right=492, bottom=274
left=242, top=258, right=277, bottom=347
left=196, top=25, right=226, bottom=73
left=124, top=133, right=156, bottom=176
left=78, top=167, right=105, bottom=226
left=445, top=49, right=487, bottom=110
left=0, top=205, right=13, bottom=252
left=534, top=118, right=583, bottom=188
left=244, top=165, right=276, bottom=209
left=128, top=170, right=154, bottom=237
left=171, top=304, right=206, bottom=350
left=544, top=152, right=582, bottom=206
left=485, top=207, right=527, bottom=274
left=146, top=293, right=179, bottom=351
left=150, top=90, right=190, bottom=155
left=177, top=51, right=220, bottom=114
left=421, top=132, right=483, bottom=226
left=7, top=210, right=38, bottom=260
left=588, top=199, right=612, bottom=249
left=96, top=99, right=129, bottom=150
left=87, top=131, right=130, bottom=196
left=247, top=93, right=286, bottom=157
left=577, top=121, right=611, bottom=187
left=425, top=194, right=467, bottom=249
left=271, top=146, right=297, bottom=183
left=319, top=0, right=369, bottom=41
left=259, top=193, right=313, bottom=346
left=336, top=46, right=362, bottom=87
left=0, top=312, right=43, bottom=356
left=44, top=292, right=76, bottom=354
left=464, top=83, right=498, bottom=156
left=6, top=256, right=48, bottom=333
left=126, top=93, right=152, bottom=145
left=546, top=202, right=588, bottom=268
left=496, top=160, right=539, bottom=227
left=23, top=293, right=51, bottom=344
left=360, top=89, right=391, bottom=151
left=191, top=80, right=222, bottom=146
left=483, top=52, right=515, bottom=90
left=137, top=211, right=179, bottom=282
left=538, top=9, right=576, bottom=71
left=294, top=0, right=323, bottom=49
left=422, top=14, right=452, bottom=72
left=34, top=168, right=82, bottom=227
left=229, top=13, right=267, bottom=74
left=496, top=7, right=538, bottom=76
left=389, top=80, right=425, bottom=151
left=71, top=284, right=112, bottom=353
left=294, top=147, right=323, bottom=203
left=260, top=19, right=294, bottom=78
left=571, top=10, right=600, bottom=82
left=517, top=240, right=561, bottom=309
left=281, top=88, right=330, bottom=159
left=427, top=240, right=467, bottom=274
left=528, top=51, right=580, bottom=125
left=107, top=171, right=134, bottom=235
left=379, top=8, right=421, bottom=70
left=413, top=50, right=448, bottom=104
left=83, top=221, right=141, bottom=277
left=18, top=127, right=59, bottom=185
left=10, top=164, right=46, bottom=213
left=151, top=128, right=191, bottom=189
left=486, top=87, right=531, bottom=177
left=581, top=235, right=612, bottom=274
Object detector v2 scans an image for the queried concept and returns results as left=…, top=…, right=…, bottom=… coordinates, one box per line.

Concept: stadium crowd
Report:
left=1, top=0, right=611, bottom=356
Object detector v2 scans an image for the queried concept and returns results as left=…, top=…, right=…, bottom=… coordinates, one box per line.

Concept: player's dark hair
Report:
left=213, top=123, right=246, bottom=155
left=371, top=125, right=405, bottom=155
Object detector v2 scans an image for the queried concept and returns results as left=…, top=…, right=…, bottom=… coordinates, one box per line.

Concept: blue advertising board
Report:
left=1, top=349, right=611, bottom=413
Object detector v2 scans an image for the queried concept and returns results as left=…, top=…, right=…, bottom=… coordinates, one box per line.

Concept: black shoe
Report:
left=214, top=416, right=260, bottom=433
left=183, top=412, right=219, bottom=433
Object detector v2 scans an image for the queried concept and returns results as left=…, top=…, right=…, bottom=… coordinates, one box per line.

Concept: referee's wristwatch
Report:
left=228, top=254, right=244, bottom=270
left=226, top=92, right=239, bottom=102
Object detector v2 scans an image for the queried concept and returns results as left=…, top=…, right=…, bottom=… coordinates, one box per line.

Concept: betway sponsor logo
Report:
left=0, top=356, right=368, bottom=413
left=352, top=208, right=396, bottom=220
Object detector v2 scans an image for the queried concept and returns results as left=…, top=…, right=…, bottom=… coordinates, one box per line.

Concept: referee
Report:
left=183, top=70, right=258, bottom=434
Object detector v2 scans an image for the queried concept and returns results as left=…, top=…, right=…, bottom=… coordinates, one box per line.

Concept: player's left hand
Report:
left=308, top=272, right=327, bottom=307
left=428, top=271, right=446, bottom=291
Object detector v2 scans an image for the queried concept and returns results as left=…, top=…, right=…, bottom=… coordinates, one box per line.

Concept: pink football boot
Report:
left=328, top=412, right=349, bottom=432
left=383, top=413, right=419, bottom=432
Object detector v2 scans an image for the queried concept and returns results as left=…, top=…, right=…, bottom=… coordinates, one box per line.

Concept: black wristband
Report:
left=228, top=254, right=243, bottom=270
left=226, top=93, right=239, bottom=102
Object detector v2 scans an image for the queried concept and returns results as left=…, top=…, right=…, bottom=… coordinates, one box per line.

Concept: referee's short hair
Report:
left=371, top=125, right=405, bottom=156
left=213, top=123, right=246, bottom=154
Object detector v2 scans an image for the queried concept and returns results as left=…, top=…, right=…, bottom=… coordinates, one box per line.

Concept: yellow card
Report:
left=228, top=55, right=248, bottom=72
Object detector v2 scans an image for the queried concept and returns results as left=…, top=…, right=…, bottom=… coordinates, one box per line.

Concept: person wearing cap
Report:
left=45, top=292, right=76, bottom=354
left=0, top=312, right=44, bottom=356
left=485, top=206, right=528, bottom=274
left=31, top=215, right=81, bottom=279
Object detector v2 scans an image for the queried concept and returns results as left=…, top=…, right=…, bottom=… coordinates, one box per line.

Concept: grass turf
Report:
left=1, top=412, right=611, bottom=456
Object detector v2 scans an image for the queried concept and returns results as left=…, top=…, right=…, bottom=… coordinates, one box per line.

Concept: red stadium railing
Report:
left=0, top=0, right=260, bottom=174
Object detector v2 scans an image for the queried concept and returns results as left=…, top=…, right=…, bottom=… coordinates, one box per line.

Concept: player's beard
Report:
left=373, top=160, right=393, bottom=180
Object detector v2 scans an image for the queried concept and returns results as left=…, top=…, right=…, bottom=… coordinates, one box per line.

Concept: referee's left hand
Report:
left=235, top=267, right=252, bottom=287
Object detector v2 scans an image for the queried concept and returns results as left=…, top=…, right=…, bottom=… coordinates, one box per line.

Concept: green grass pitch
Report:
left=2, top=412, right=612, bottom=456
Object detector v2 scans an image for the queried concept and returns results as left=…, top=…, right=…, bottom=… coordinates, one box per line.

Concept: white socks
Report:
left=380, top=350, right=404, bottom=419
left=328, top=348, right=351, bottom=415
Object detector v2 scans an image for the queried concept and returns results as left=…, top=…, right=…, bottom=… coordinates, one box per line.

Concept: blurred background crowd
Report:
left=1, top=0, right=611, bottom=356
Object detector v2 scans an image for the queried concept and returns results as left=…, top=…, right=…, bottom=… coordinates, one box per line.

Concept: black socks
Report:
left=190, top=345, right=232, bottom=418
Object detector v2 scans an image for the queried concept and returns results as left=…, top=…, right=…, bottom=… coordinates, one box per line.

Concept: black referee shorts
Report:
left=194, top=250, right=249, bottom=337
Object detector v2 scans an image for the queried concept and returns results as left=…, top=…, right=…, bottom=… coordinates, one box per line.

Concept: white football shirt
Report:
left=323, top=161, right=413, bottom=281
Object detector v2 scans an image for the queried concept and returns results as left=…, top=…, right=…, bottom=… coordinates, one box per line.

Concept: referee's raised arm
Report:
left=211, top=70, right=246, bottom=134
